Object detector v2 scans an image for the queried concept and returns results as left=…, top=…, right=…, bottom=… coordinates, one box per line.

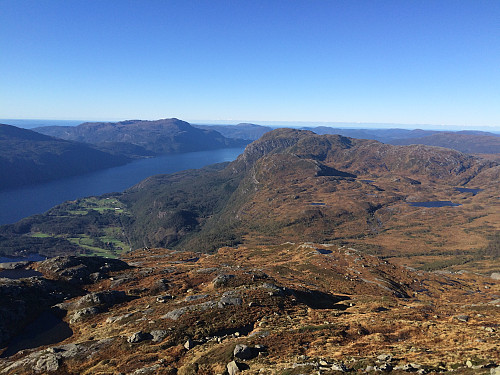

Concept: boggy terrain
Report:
left=0, top=244, right=499, bottom=374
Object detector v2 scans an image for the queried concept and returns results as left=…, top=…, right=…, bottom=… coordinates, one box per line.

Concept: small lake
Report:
left=310, top=203, right=326, bottom=206
left=0, top=254, right=46, bottom=263
left=455, top=187, right=483, bottom=195
left=0, top=269, right=43, bottom=279
left=0, top=147, right=245, bottom=225
left=408, top=201, right=461, bottom=208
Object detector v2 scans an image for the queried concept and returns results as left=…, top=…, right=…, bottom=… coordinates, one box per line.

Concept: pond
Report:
left=455, top=187, right=483, bottom=195
left=0, top=269, right=43, bottom=279
left=408, top=201, right=462, bottom=208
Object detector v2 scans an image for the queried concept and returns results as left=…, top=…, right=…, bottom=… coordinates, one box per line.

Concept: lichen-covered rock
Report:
left=150, top=330, right=168, bottom=342
left=33, top=353, right=59, bottom=373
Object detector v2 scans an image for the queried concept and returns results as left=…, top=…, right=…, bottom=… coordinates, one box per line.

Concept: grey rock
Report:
left=219, top=295, right=243, bottom=308
left=162, top=306, right=190, bottom=320
left=127, top=331, right=152, bottom=343
left=106, top=313, right=133, bottom=324
left=227, top=360, right=242, bottom=375
left=184, top=294, right=209, bottom=302
left=377, top=354, right=392, bottom=362
left=454, top=314, right=469, bottom=322
left=76, top=290, right=127, bottom=308
left=491, top=366, right=500, bottom=375
left=491, top=272, right=500, bottom=280
left=70, top=307, right=100, bottom=323
left=233, top=344, right=253, bottom=360
left=33, top=353, right=59, bottom=373
left=130, top=364, right=161, bottom=374
left=150, top=330, right=168, bottom=342
left=212, top=274, right=234, bottom=288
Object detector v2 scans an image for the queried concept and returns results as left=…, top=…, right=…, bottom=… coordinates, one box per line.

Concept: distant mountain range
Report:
left=191, top=123, right=500, bottom=154
left=35, top=118, right=248, bottom=156
left=389, top=132, right=500, bottom=154
left=0, top=124, right=129, bottom=190
left=193, top=123, right=273, bottom=141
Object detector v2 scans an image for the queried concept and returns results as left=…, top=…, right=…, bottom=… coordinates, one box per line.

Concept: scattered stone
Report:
left=233, top=344, right=253, bottom=360
left=127, top=331, right=152, bottom=343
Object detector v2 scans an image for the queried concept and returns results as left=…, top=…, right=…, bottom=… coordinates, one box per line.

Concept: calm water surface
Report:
left=0, top=147, right=245, bottom=225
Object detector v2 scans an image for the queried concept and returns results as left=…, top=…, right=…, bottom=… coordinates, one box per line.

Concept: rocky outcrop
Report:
left=35, top=256, right=129, bottom=284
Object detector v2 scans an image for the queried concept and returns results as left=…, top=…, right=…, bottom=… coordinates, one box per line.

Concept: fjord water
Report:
left=0, top=147, right=245, bottom=225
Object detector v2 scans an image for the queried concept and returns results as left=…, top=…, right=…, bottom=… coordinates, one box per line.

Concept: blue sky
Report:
left=1, top=0, right=499, bottom=130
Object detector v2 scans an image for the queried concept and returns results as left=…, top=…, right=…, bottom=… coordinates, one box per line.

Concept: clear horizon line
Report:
left=1, top=117, right=499, bottom=132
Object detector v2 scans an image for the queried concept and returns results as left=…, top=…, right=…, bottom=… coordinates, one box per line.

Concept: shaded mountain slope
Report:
left=0, top=124, right=129, bottom=190
left=34, top=118, right=248, bottom=155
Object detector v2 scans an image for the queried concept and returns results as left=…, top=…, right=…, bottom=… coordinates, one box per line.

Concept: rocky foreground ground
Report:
left=0, top=243, right=499, bottom=374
